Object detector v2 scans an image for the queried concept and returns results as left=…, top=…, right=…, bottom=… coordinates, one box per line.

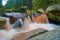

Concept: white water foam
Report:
left=29, top=23, right=55, bottom=30
left=0, top=22, right=59, bottom=40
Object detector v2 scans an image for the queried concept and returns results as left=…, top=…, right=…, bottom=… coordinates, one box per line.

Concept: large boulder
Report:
left=28, top=27, right=60, bottom=40
left=46, top=5, right=60, bottom=23
left=46, top=5, right=60, bottom=13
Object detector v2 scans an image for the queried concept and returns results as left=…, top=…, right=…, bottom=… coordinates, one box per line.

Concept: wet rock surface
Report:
left=28, top=27, right=60, bottom=40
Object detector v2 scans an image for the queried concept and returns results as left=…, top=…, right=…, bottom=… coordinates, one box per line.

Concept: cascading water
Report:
left=0, top=16, right=60, bottom=40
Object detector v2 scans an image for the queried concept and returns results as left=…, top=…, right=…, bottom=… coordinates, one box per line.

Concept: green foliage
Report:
left=4, top=0, right=17, bottom=9
left=0, top=4, right=4, bottom=13
left=32, top=0, right=60, bottom=11
left=0, top=4, right=2, bottom=8
left=32, top=0, right=40, bottom=11
left=4, top=0, right=32, bottom=12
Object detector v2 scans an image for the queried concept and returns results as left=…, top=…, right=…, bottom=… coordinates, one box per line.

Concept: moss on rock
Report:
left=47, top=11, right=60, bottom=23
left=0, top=20, right=6, bottom=29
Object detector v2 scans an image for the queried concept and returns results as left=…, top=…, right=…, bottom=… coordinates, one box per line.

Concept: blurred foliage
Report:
left=3, top=0, right=32, bottom=12
left=32, top=0, right=40, bottom=12
left=32, top=0, right=60, bottom=12
left=0, top=0, right=60, bottom=22
left=0, top=4, right=3, bottom=12
left=0, top=4, right=4, bottom=16
left=0, top=0, right=60, bottom=12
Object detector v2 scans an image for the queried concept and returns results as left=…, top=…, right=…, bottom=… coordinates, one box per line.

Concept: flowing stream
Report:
left=0, top=13, right=60, bottom=40
left=0, top=22, right=59, bottom=40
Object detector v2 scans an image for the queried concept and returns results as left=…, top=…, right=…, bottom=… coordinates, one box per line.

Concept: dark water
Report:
left=49, top=19, right=60, bottom=28
left=49, top=19, right=60, bottom=25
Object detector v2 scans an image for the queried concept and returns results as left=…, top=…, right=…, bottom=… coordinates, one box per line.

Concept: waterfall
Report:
left=28, top=16, right=32, bottom=23
left=0, top=17, right=59, bottom=40
left=13, top=19, right=23, bottom=29
left=24, top=18, right=31, bottom=31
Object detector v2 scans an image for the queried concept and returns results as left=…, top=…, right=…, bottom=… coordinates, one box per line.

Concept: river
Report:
left=0, top=12, right=60, bottom=40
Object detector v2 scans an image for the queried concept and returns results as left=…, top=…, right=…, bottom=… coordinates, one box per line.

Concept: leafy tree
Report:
left=56, top=0, right=60, bottom=4
left=32, top=0, right=59, bottom=11
left=32, top=0, right=40, bottom=12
